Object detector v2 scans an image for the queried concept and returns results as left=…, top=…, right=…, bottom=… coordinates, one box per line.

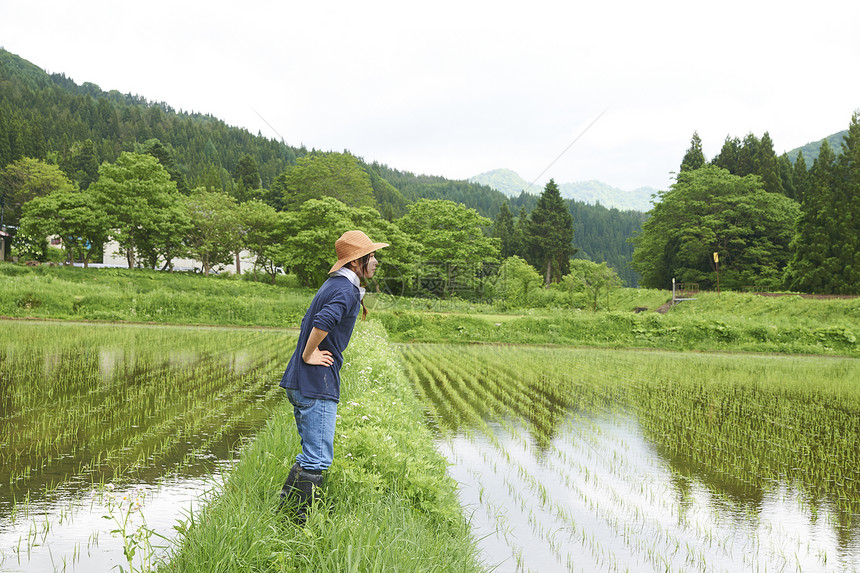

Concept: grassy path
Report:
left=160, top=320, right=484, bottom=573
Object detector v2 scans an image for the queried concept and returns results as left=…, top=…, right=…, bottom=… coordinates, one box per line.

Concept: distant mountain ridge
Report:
left=785, top=131, right=848, bottom=164
left=470, top=169, right=654, bottom=212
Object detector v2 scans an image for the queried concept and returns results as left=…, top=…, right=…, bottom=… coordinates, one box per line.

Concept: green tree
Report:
left=270, top=152, right=377, bottom=211
left=561, top=259, right=622, bottom=311
left=492, top=201, right=518, bottom=258
left=632, top=165, right=799, bottom=289
left=784, top=140, right=836, bottom=293
left=491, top=255, right=543, bottom=308
left=184, top=188, right=239, bottom=275
left=778, top=153, right=796, bottom=201
left=65, top=139, right=100, bottom=189
left=712, top=136, right=740, bottom=173
left=680, top=131, right=706, bottom=173
left=527, top=179, right=574, bottom=286
left=18, top=186, right=109, bottom=266
left=233, top=154, right=262, bottom=203
left=236, top=199, right=286, bottom=283
left=735, top=133, right=760, bottom=177
left=1, top=158, right=77, bottom=230
left=89, top=152, right=184, bottom=268
left=834, top=112, right=860, bottom=292
left=138, top=138, right=190, bottom=194
left=513, top=206, right=530, bottom=260
left=279, top=196, right=414, bottom=288
left=396, top=198, right=499, bottom=298
left=792, top=150, right=809, bottom=204
left=756, top=132, right=784, bottom=195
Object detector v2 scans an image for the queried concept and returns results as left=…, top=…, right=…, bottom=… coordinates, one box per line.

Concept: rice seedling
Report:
left=397, top=343, right=860, bottom=572
left=0, top=320, right=295, bottom=571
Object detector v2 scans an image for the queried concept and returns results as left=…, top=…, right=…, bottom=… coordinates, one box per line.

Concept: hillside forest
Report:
left=1, top=48, right=857, bottom=300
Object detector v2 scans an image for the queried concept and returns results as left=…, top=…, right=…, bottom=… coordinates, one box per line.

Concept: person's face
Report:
left=351, top=253, right=378, bottom=278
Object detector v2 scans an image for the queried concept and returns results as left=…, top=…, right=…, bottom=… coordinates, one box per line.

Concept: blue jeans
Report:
left=286, top=388, right=338, bottom=471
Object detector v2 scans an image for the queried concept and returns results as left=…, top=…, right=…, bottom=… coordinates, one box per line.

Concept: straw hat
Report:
left=329, top=230, right=389, bottom=274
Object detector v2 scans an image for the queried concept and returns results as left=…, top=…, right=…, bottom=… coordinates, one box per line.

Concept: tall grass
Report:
left=160, top=321, right=484, bottom=573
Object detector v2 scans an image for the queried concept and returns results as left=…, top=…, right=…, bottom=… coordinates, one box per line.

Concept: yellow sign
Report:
left=713, top=252, right=719, bottom=263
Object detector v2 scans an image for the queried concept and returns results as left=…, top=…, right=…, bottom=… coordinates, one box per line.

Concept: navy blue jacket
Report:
left=279, top=276, right=360, bottom=402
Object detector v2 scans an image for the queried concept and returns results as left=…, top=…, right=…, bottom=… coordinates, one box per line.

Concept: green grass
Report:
left=3, top=263, right=857, bottom=358
left=160, top=320, right=484, bottom=573
left=374, top=302, right=860, bottom=357
left=0, top=263, right=312, bottom=326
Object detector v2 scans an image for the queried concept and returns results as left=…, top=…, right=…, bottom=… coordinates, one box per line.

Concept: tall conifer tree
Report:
left=792, top=151, right=809, bottom=204
left=712, top=136, right=740, bottom=173
left=493, top=201, right=517, bottom=259
left=756, top=132, right=784, bottom=195
left=680, top=132, right=706, bottom=173
left=527, top=179, right=574, bottom=286
left=785, top=140, right=836, bottom=293
left=834, top=112, right=860, bottom=292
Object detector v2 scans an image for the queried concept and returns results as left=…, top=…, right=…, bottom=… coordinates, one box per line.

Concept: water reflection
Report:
left=401, top=344, right=860, bottom=572
left=0, top=322, right=293, bottom=571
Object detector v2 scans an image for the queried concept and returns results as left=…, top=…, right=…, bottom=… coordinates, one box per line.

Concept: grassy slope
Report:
left=2, top=264, right=857, bottom=356
left=0, top=264, right=313, bottom=326
left=160, top=320, right=484, bottom=572
left=374, top=290, right=859, bottom=357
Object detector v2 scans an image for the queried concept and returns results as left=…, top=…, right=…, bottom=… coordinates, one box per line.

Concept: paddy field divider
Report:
left=160, top=319, right=485, bottom=573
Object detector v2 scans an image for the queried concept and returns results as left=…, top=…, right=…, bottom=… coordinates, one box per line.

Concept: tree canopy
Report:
left=268, top=152, right=377, bottom=211
left=396, top=199, right=499, bottom=297
left=632, top=165, right=799, bottom=290
left=89, top=152, right=186, bottom=268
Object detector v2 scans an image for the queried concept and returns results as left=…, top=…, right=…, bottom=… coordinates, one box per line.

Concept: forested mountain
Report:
left=504, top=192, right=646, bottom=287
left=471, top=168, right=654, bottom=212
left=1, top=48, right=646, bottom=284
left=0, top=50, right=303, bottom=193
left=784, top=131, right=847, bottom=165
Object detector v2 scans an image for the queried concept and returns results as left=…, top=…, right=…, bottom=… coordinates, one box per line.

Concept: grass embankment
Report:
left=3, top=263, right=857, bottom=357
left=160, top=320, right=484, bottom=573
left=0, top=264, right=312, bottom=326
left=375, top=291, right=860, bottom=357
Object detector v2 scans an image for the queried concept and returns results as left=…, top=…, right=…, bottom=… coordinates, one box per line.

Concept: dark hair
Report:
left=352, top=252, right=375, bottom=320
left=354, top=252, right=374, bottom=278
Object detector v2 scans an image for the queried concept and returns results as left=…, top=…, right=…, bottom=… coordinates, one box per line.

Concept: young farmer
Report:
left=278, top=230, right=388, bottom=521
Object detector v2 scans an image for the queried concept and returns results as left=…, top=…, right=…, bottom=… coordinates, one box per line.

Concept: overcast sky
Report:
left=1, top=0, right=858, bottom=191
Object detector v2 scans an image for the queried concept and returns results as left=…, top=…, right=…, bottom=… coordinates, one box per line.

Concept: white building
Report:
left=102, top=240, right=258, bottom=274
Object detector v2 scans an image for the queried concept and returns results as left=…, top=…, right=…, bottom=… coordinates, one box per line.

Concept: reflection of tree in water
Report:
left=634, top=378, right=860, bottom=551
left=0, top=327, right=285, bottom=519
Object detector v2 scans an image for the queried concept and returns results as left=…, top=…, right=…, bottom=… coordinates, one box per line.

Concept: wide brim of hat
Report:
left=328, top=241, right=389, bottom=274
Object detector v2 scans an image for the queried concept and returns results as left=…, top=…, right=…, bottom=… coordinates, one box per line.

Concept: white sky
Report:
left=1, top=0, right=858, bottom=191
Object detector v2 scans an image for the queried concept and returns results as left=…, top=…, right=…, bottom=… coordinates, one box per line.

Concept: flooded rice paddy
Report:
left=4, top=320, right=859, bottom=572
left=0, top=321, right=294, bottom=572
left=398, top=343, right=860, bottom=573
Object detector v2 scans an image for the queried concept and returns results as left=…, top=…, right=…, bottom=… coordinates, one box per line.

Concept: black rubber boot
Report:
left=293, top=468, right=324, bottom=524
left=276, top=462, right=302, bottom=513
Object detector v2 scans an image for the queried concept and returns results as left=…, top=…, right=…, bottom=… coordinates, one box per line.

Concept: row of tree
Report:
left=8, top=151, right=621, bottom=309
left=635, top=114, right=859, bottom=294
